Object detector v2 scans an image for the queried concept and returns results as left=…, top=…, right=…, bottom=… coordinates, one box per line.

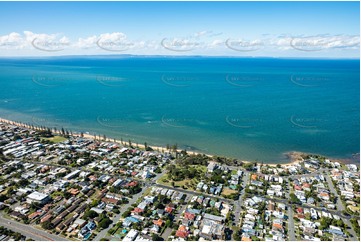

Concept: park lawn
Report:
left=231, top=170, right=238, bottom=175
left=340, top=164, right=347, bottom=170
left=158, top=174, right=195, bottom=189
left=194, top=165, right=207, bottom=173
left=41, top=135, right=67, bottom=143
left=173, top=178, right=193, bottom=188
left=157, top=164, right=207, bottom=190
left=221, top=187, right=239, bottom=196
left=157, top=174, right=171, bottom=185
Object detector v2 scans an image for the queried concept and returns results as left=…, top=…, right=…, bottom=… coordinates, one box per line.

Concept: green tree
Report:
left=122, top=210, right=131, bottom=218
left=151, top=234, right=163, bottom=241
left=289, top=193, right=301, bottom=205
left=41, top=221, right=53, bottom=230
left=98, top=217, right=112, bottom=229
left=233, top=228, right=241, bottom=241
left=83, top=210, right=98, bottom=219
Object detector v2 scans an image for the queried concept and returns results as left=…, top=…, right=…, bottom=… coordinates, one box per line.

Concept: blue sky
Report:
left=0, top=1, right=359, bottom=57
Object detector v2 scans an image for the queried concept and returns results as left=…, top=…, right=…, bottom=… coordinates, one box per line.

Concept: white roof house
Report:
left=26, top=191, right=50, bottom=204
left=123, top=229, right=139, bottom=241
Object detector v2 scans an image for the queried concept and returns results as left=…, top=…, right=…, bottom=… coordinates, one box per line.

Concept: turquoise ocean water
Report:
left=0, top=56, right=359, bottom=163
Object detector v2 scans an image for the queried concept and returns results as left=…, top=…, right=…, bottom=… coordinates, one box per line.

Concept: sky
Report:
left=0, top=1, right=359, bottom=58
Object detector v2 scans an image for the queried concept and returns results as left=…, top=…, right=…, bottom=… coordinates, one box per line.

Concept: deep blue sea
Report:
left=0, top=56, right=359, bottom=163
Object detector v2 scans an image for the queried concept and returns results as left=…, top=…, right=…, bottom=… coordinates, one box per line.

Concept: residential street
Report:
left=161, top=195, right=191, bottom=240
left=0, top=214, right=68, bottom=241
left=324, top=173, right=357, bottom=240
left=95, top=170, right=166, bottom=240
left=2, top=158, right=355, bottom=241
left=94, top=182, right=149, bottom=240
left=286, top=181, right=296, bottom=241
left=154, top=183, right=233, bottom=203
left=233, top=172, right=250, bottom=226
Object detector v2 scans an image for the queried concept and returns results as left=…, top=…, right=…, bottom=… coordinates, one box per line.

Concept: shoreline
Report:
left=0, top=117, right=209, bottom=158
left=0, top=116, right=355, bottom=167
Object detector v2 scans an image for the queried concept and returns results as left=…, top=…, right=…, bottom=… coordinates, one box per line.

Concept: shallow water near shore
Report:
left=0, top=56, right=359, bottom=163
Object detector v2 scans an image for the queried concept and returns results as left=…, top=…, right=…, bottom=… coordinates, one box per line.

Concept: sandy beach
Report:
left=0, top=117, right=206, bottom=156
left=0, top=116, right=307, bottom=166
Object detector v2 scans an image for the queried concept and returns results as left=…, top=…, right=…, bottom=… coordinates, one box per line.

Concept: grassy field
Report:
left=142, top=187, right=152, bottom=197
left=221, top=187, right=238, bottom=196
left=41, top=135, right=67, bottom=143
left=157, top=175, right=192, bottom=187
left=157, top=165, right=206, bottom=190
left=50, top=190, right=64, bottom=198
left=347, top=205, right=360, bottom=213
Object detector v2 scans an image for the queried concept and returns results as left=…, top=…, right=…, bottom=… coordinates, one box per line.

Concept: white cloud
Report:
left=0, top=31, right=358, bottom=57
left=0, top=32, right=25, bottom=49
left=24, top=31, right=58, bottom=42
left=208, top=39, right=224, bottom=48
left=98, top=32, right=127, bottom=42
left=75, top=35, right=98, bottom=49
left=23, top=31, right=71, bottom=51
left=59, top=36, right=70, bottom=44
left=273, top=34, right=360, bottom=51
left=194, top=30, right=211, bottom=38
left=194, top=30, right=223, bottom=38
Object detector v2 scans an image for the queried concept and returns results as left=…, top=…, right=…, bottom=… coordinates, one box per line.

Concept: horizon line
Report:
left=0, top=54, right=359, bottom=60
